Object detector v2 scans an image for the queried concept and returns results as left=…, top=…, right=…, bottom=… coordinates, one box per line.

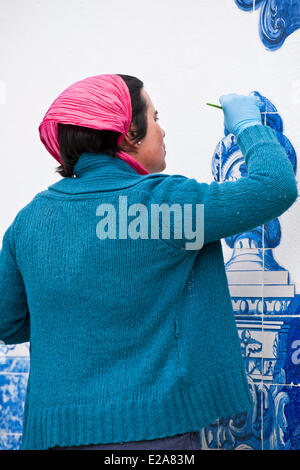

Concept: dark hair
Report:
left=55, top=74, right=148, bottom=177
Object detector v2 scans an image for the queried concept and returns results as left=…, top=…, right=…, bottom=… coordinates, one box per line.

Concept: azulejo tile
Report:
left=262, top=384, right=300, bottom=450
left=0, top=342, right=29, bottom=357
left=0, top=432, right=23, bottom=450
left=234, top=0, right=256, bottom=12
left=260, top=316, right=300, bottom=387
left=0, top=357, right=29, bottom=373
left=217, top=83, right=299, bottom=449
left=217, top=376, right=262, bottom=450
left=215, top=90, right=297, bottom=255
left=225, top=247, right=264, bottom=317
left=235, top=0, right=300, bottom=51
left=0, top=373, right=28, bottom=434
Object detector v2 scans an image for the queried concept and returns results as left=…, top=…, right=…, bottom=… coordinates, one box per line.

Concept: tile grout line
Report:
left=251, top=381, right=300, bottom=387
left=218, top=134, right=223, bottom=450
left=235, top=314, right=300, bottom=318
left=261, top=109, right=267, bottom=451
left=0, top=372, right=29, bottom=375
left=262, top=243, right=265, bottom=450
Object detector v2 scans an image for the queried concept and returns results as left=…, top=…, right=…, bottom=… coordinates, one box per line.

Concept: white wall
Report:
left=0, top=0, right=299, bottom=283
left=1, top=0, right=300, bottom=451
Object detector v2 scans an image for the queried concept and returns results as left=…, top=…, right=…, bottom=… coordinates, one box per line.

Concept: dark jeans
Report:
left=48, top=431, right=201, bottom=450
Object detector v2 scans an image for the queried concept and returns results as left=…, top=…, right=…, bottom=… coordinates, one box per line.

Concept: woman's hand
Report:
left=219, top=93, right=263, bottom=137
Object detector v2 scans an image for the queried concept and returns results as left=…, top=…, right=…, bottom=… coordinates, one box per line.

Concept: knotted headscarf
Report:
left=38, top=74, right=150, bottom=175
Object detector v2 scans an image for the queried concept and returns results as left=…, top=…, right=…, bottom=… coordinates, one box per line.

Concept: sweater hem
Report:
left=21, top=363, right=254, bottom=450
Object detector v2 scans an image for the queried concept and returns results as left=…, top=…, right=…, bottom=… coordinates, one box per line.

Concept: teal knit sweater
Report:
left=0, top=125, right=297, bottom=450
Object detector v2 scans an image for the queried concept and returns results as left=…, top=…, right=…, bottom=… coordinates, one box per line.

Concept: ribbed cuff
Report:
left=236, top=124, right=278, bottom=157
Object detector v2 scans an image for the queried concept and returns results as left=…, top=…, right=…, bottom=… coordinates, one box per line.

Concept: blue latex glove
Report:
left=219, top=93, right=263, bottom=137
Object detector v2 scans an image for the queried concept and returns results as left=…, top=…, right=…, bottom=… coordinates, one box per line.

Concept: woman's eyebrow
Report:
left=154, top=110, right=158, bottom=116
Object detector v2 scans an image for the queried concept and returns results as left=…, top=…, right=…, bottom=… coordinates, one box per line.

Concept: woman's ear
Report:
left=119, top=121, right=141, bottom=153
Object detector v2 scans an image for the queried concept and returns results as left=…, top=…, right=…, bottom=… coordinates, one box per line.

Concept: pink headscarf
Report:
left=38, top=74, right=150, bottom=175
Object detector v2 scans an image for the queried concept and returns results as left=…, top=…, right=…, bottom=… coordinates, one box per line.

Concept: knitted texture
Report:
left=0, top=125, right=297, bottom=450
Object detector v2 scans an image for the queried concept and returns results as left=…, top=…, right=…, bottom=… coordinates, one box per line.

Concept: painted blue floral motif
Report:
left=234, top=0, right=300, bottom=50
left=213, top=90, right=297, bottom=251
left=234, top=0, right=265, bottom=11
left=208, top=90, right=300, bottom=450
left=0, top=344, right=29, bottom=449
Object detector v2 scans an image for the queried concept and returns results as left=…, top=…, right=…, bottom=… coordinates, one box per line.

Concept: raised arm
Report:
left=151, top=102, right=298, bottom=250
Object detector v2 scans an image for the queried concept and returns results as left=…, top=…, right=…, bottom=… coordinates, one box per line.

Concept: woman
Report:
left=0, top=74, right=297, bottom=451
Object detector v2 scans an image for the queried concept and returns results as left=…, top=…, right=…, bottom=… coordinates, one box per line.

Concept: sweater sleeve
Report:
left=151, top=125, right=298, bottom=250
left=0, top=221, right=30, bottom=344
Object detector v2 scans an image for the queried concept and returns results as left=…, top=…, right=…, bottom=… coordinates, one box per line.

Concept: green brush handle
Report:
left=206, top=102, right=223, bottom=109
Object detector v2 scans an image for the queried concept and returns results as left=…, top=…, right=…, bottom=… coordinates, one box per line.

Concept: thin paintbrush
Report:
left=206, top=102, right=223, bottom=109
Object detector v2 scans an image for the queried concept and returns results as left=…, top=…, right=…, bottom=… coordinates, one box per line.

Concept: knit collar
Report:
left=47, top=152, right=155, bottom=196
left=73, top=152, right=143, bottom=178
